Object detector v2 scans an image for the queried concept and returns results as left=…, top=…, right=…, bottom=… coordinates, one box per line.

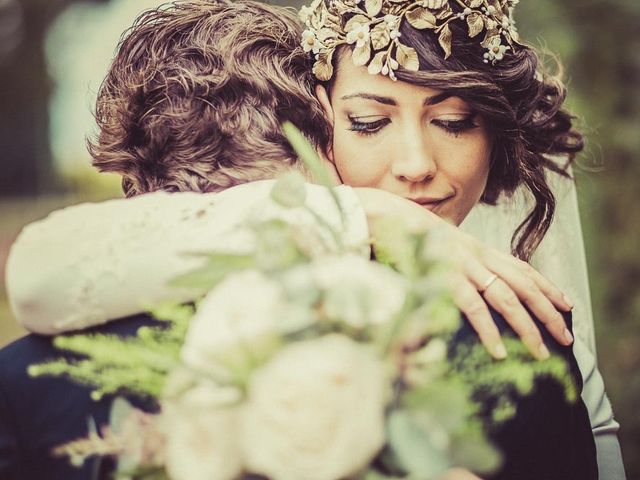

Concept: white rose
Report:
left=312, top=254, right=408, bottom=328
left=181, top=270, right=285, bottom=372
left=241, top=334, right=388, bottom=480
left=161, top=384, right=242, bottom=480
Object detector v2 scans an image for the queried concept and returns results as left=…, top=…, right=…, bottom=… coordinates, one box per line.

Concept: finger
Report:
left=450, top=273, right=507, bottom=360
left=518, top=257, right=574, bottom=311
left=489, top=255, right=573, bottom=346
left=481, top=277, right=551, bottom=360
left=495, top=251, right=573, bottom=312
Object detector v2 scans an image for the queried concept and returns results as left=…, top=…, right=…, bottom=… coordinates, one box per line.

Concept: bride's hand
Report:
left=354, top=188, right=574, bottom=361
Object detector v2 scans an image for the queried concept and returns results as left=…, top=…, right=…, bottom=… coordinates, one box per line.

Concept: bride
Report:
left=3, top=0, right=623, bottom=478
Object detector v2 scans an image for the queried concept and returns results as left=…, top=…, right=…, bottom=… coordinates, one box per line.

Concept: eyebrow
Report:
left=340, top=92, right=455, bottom=107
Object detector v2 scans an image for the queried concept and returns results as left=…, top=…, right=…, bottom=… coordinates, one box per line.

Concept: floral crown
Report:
left=299, top=0, right=522, bottom=81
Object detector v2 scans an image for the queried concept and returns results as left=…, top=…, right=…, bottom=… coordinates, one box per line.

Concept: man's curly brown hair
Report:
left=89, top=0, right=329, bottom=195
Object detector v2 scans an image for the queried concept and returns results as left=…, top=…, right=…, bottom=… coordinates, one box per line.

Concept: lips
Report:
left=408, top=196, right=451, bottom=213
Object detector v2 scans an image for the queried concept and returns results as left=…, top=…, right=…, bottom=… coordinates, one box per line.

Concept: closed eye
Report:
left=348, top=116, right=391, bottom=136
left=432, top=116, right=479, bottom=137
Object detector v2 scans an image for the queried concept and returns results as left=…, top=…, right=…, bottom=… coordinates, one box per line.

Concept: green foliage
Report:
left=451, top=338, right=577, bottom=426
left=28, top=304, right=192, bottom=400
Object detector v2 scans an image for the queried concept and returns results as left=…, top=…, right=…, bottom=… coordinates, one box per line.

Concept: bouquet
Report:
left=30, top=125, right=576, bottom=480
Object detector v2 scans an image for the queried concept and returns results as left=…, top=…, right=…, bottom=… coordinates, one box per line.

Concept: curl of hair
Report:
left=89, top=0, right=329, bottom=196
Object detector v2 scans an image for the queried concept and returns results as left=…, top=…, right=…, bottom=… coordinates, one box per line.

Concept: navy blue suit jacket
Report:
left=0, top=311, right=597, bottom=480
left=0, top=314, right=159, bottom=480
left=451, top=311, right=598, bottom=480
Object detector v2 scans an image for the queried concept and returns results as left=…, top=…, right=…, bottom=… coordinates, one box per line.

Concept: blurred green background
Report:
left=0, top=0, right=638, bottom=475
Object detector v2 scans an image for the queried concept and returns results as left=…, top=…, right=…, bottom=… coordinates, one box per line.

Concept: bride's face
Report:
left=317, top=54, right=492, bottom=226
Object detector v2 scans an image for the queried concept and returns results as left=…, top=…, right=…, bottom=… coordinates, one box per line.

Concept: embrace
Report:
left=0, top=0, right=626, bottom=479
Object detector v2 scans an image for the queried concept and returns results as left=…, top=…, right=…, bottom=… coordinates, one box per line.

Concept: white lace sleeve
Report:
left=6, top=180, right=370, bottom=334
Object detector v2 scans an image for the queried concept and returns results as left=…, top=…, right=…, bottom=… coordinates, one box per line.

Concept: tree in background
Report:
left=0, top=0, right=108, bottom=196
left=516, top=0, right=640, bottom=476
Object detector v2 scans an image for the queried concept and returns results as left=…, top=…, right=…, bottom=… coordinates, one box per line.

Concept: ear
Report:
left=316, top=145, right=342, bottom=185
left=315, top=84, right=334, bottom=125
left=314, top=84, right=339, bottom=176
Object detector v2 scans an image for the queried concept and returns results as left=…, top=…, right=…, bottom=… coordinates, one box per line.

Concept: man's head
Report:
left=90, top=0, right=328, bottom=196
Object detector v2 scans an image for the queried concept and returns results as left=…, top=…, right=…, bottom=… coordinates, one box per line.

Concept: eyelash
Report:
left=348, top=115, right=479, bottom=137
left=348, top=117, right=390, bottom=136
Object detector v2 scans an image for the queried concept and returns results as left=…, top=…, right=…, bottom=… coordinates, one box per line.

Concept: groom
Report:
left=0, top=1, right=600, bottom=479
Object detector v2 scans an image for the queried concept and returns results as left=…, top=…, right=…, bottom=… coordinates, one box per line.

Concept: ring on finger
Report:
left=479, top=273, right=499, bottom=293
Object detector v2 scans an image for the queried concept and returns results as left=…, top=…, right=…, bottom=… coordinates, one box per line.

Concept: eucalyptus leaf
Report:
left=387, top=410, right=450, bottom=478
left=168, top=253, right=253, bottom=291
left=109, top=397, right=135, bottom=434
left=450, top=428, right=502, bottom=475
left=271, top=171, right=307, bottom=208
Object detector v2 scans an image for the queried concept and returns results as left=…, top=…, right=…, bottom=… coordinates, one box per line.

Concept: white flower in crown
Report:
left=483, top=36, right=510, bottom=63
left=457, top=7, right=473, bottom=19
left=346, top=22, right=370, bottom=48
left=384, top=14, right=401, bottom=39
left=301, top=29, right=323, bottom=55
left=482, top=5, right=498, bottom=16
left=240, top=334, right=388, bottom=480
left=299, top=5, right=314, bottom=25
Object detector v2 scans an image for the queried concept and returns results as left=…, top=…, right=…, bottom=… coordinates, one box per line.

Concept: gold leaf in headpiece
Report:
left=438, top=24, right=452, bottom=59
left=481, top=32, right=500, bottom=49
left=371, top=23, right=391, bottom=50
left=368, top=51, right=387, bottom=74
left=365, top=0, right=383, bottom=17
left=466, top=0, right=483, bottom=7
left=396, top=42, right=419, bottom=71
left=352, top=41, right=372, bottom=66
left=313, top=50, right=335, bottom=81
left=406, top=7, right=437, bottom=29
left=345, top=14, right=371, bottom=32
left=466, top=13, right=484, bottom=38
left=423, top=0, right=447, bottom=8
left=434, top=2, right=453, bottom=20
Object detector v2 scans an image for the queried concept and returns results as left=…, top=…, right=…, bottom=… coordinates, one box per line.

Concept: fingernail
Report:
left=538, top=343, right=551, bottom=360
left=493, top=343, right=508, bottom=360
left=562, top=294, right=574, bottom=310
left=563, top=328, right=574, bottom=345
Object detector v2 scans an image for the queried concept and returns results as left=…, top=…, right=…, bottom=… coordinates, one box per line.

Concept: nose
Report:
left=391, top=131, right=437, bottom=183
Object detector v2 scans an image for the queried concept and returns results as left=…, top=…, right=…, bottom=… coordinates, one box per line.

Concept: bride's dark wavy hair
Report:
left=321, top=10, right=584, bottom=261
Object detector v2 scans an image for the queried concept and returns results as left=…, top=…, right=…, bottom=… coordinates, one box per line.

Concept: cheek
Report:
left=332, top=129, right=391, bottom=188
left=439, top=140, right=491, bottom=223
